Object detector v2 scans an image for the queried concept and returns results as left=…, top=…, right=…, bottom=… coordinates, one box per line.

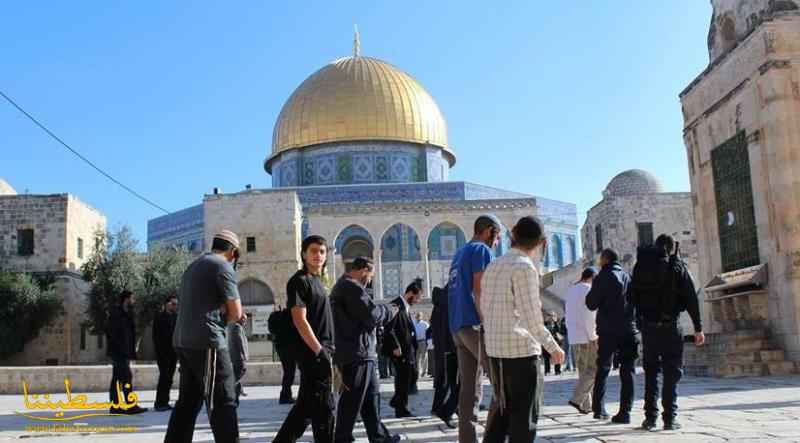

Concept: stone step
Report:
left=723, top=349, right=785, bottom=364
left=712, top=361, right=800, bottom=378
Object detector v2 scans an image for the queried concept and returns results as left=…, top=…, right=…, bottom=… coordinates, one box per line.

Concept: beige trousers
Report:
left=570, top=341, right=598, bottom=411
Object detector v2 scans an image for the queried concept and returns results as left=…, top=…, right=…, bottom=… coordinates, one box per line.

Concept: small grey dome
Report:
left=603, top=170, right=664, bottom=198
left=0, top=178, right=16, bottom=196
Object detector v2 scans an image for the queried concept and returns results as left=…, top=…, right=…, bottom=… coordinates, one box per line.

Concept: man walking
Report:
left=165, top=230, right=242, bottom=443
left=481, top=216, right=564, bottom=443
left=384, top=280, right=423, bottom=418
left=268, top=306, right=298, bottom=404
left=273, top=235, right=336, bottom=443
left=448, top=214, right=501, bottom=443
left=108, top=290, right=147, bottom=415
left=565, top=268, right=598, bottom=414
left=429, top=285, right=458, bottom=428
left=153, top=294, right=178, bottom=412
left=331, top=257, right=401, bottom=443
left=586, top=248, right=638, bottom=424
left=632, top=234, right=704, bottom=431
left=414, top=312, right=430, bottom=378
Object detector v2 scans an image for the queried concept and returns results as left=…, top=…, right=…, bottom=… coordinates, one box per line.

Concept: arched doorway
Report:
left=238, top=278, right=275, bottom=359
left=428, top=222, right=466, bottom=289
left=381, top=223, right=422, bottom=300
left=334, top=225, right=374, bottom=272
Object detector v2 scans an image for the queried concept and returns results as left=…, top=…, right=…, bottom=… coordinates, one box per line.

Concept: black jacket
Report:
left=107, top=305, right=136, bottom=360
left=330, top=275, right=398, bottom=366
left=430, top=286, right=455, bottom=355
left=382, top=296, right=417, bottom=362
left=586, top=262, right=637, bottom=337
left=152, top=310, right=177, bottom=360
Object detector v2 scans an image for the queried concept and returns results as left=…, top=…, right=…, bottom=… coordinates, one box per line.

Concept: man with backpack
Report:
left=269, top=306, right=299, bottom=404
left=632, top=234, right=704, bottom=431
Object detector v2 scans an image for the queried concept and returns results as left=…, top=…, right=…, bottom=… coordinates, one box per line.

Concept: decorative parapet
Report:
left=704, top=264, right=769, bottom=332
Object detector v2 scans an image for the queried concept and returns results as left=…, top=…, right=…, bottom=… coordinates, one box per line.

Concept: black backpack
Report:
left=632, top=246, right=686, bottom=320
left=268, top=309, right=301, bottom=346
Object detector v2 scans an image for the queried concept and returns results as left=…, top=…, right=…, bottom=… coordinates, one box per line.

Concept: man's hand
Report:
left=694, top=331, right=706, bottom=347
left=393, top=348, right=402, bottom=358
left=550, top=347, right=566, bottom=365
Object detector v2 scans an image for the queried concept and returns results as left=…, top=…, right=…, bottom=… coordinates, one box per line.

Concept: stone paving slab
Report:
left=0, top=371, right=798, bottom=442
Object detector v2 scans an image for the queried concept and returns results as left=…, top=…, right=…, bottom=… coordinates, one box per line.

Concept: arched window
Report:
left=238, top=279, right=275, bottom=306
left=595, top=224, right=604, bottom=253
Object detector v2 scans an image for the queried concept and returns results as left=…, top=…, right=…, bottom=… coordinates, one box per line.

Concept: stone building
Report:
left=581, top=169, right=699, bottom=275
left=0, top=178, right=108, bottom=365
left=148, top=44, right=578, bottom=358
left=680, top=0, right=800, bottom=374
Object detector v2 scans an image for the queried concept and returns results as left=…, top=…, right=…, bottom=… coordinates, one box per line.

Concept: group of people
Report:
left=105, top=211, right=705, bottom=443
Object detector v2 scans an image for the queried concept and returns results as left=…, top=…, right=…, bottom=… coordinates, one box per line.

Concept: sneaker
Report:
left=387, top=435, right=402, bottom=443
left=611, top=413, right=631, bottom=424
left=641, top=418, right=658, bottom=431
left=568, top=401, right=591, bottom=415
left=664, top=420, right=682, bottom=431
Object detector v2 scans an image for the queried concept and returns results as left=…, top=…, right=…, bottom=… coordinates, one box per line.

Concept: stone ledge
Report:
left=0, top=362, right=285, bottom=395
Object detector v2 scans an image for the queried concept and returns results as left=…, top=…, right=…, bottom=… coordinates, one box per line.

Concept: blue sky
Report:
left=1, top=1, right=712, bottom=245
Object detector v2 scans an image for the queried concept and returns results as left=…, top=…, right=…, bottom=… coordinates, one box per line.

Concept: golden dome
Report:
left=267, top=56, right=452, bottom=171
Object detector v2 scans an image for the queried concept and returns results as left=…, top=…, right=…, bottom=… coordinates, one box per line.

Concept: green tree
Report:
left=137, top=246, right=191, bottom=332
left=0, top=272, right=64, bottom=360
left=81, top=226, right=143, bottom=336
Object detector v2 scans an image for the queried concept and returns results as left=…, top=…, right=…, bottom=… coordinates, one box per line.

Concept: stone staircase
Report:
left=684, top=328, right=800, bottom=377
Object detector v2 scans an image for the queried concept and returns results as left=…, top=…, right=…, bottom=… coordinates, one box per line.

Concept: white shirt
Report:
left=564, top=282, right=598, bottom=345
left=481, top=248, right=560, bottom=359
left=414, top=320, right=429, bottom=342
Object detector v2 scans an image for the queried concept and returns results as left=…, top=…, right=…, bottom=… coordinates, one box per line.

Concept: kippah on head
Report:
left=581, top=267, right=597, bottom=280
left=213, top=230, right=240, bottom=249
left=474, top=214, right=502, bottom=234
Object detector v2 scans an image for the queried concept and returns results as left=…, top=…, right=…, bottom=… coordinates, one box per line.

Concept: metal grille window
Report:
left=17, top=229, right=34, bottom=256
left=246, top=237, right=256, bottom=253
left=77, top=238, right=84, bottom=259
left=711, top=130, right=760, bottom=272
left=637, top=223, right=654, bottom=247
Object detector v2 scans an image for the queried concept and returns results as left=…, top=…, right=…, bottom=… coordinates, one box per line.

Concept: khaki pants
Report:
left=416, top=341, right=428, bottom=376
left=570, top=341, right=598, bottom=411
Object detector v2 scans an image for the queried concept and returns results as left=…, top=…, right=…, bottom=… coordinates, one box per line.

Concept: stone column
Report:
left=421, top=245, right=431, bottom=298
left=374, top=247, right=384, bottom=300
left=331, top=248, right=337, bottom=278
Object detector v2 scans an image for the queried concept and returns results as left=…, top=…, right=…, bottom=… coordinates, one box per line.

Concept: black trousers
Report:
left=542, top=351, right=562, bottom=375
left=276, top=344, right=297, bottom=400
left=378, top=355, right=392, bottom=378
left=155, top=353, right=178, bottom=408
left=335, top=360, right=392, bottom=443
left=109, top=358, right=133, bottom=407
left=164, top=348, right=239, bottom=443
left=390, top=356, right=414, bottom=411
left=593, top=333, right=638, bottom=415
left=431, top=352, right=459, bottom=417
left=274, top=356, right=335, bottom=443
left=641, top=323, right=684, bottom=422
left=483, top=356, right=543, bottom=443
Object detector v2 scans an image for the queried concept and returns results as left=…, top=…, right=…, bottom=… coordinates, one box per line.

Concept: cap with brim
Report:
left=213, top=230, right=240, bottom=249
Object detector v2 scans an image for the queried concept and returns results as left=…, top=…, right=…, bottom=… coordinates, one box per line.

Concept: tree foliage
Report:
left=0, top=272, right=63, bottom=360
left=82, top=225, right=191, bottom=337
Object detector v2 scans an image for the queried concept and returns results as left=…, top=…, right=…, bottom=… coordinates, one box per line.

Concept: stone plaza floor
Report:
left=1, top=371, right=799, bottom=442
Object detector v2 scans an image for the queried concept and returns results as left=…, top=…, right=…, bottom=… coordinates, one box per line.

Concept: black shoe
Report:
left=154, top=405, right=172, bottom=412
left=435, top=412, right=456, bottom=429
left=121, top=406, right=148, bottom=415
left=279, top=397, right=295, bottom=405
left=611, top=413, right=631, bottom=424
left=568, top=401, right=591, bottom=415
left=395, top=409, right=415, bottom=418
left=641, top=418, right=658, bottom=431
left=387, top=435, right=402, bottom=443
left=664, top=420, right=682, bottom=431
left=389, top=398, right=398, bottom=409
left=593, top=412, right=610, bottom=420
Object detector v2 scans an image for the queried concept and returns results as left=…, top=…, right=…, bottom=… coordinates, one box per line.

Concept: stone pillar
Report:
left=331, top=248, right=337, bottom=278
left=374, top=247, right=384, bottom=300
left=421, top=245, right=431, bottom=298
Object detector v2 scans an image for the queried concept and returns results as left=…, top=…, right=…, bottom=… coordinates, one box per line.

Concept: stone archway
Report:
left=334, top=225, right=375, bottom=272
left=427, top=222, right=466, bottom=290
left=237, top=279, right=276, bottom=358
left=381, top=223, right=422, bottom=300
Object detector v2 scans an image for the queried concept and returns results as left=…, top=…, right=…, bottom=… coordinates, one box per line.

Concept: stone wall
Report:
left=681, top=12, right=800, bottom=359
left=0, top=194, right=104, bottom=273
left=0, top=362, right=286, bottom=395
